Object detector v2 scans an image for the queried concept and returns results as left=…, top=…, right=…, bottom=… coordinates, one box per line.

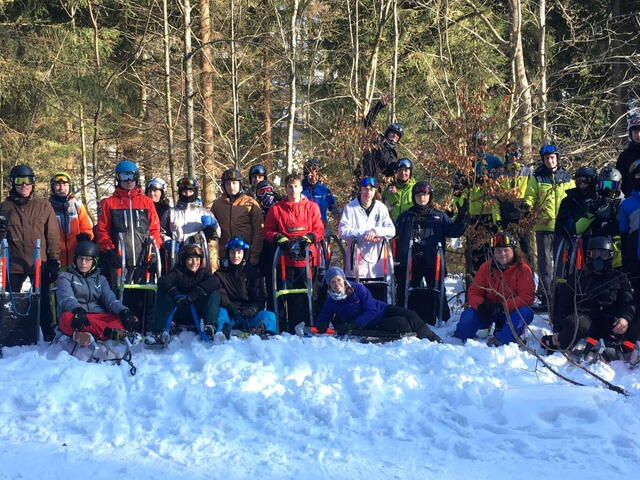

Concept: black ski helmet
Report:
left=574, top=165, right=597, bottom=181
left=412, top=181, right=433, bottom=205
left=586, top=236, right=614, bottom=273
left=395, top=158, right=413, bottom=173
left=9, top=164, right=35, bottom=184
left=221, top=168, right=242, bottom=183
left=177, top=177, right=199, bottom=202
left=73, top=240, right=99, bottom=272
left=50, top=171, right=72, bottom=196
left=587, top=236, right=613, bottom=252
left=178, top=242, right=205, bottom=265
left=384, top=123, right=404, bottom=140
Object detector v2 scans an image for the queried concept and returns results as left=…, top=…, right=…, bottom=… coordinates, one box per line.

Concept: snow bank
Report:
left=1, top=322, right=640, bottom=480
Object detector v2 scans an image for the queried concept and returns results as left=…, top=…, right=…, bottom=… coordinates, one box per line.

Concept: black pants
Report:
left=277, top=266, right=313, bottom=334
left=557, top=313, right=640, bottom=350
left=9, top=272, right=54, bottom=341
left=369, top=305, right=439, bottom=341
left=395, top=263, right=450, bottom=325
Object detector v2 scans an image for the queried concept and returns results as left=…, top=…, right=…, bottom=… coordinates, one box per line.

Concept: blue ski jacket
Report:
left=302, top=179, right=337, bottom=223
left=316, top=282, right=387, bottom=328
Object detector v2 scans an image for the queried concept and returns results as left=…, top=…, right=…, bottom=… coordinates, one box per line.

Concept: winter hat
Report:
left=325, top=266, right=346, bottom=286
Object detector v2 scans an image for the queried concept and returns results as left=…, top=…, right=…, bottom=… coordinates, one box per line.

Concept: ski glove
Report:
left=46, top=258, right=60, bottom=283
left=201, top=215, right=217, bottom=227
left=118, top=309, right=138, bottom=331
left=71, top=307, right=90, bottom=330
left=299, top=233, right=316, bottom=246
left=275, top=233, right=290, bottom=245
left=477, top=301, right=501, bottom=324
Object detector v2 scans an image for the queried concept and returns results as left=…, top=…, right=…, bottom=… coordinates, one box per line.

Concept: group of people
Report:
left=1, top=104, right=640, bottom=357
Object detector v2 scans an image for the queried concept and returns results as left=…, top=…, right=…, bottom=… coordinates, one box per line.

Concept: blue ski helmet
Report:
left=115, top=160, right=140, bottom=185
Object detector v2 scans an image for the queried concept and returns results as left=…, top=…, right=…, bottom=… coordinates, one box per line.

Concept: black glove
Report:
left=335, top=321, right=358, bottom=336
left=71, top=307, right=89, bottom=330
left=118, top=309, right=138, bottom=331
left=275, top=233, right=290, bottom=246
left=477, top=301, right=501, bottom=324
left=315, top=323, right=329, bottom=334
left=46, top=258, right=60, bottom=283
left=108, top=249, right=122, bottom=268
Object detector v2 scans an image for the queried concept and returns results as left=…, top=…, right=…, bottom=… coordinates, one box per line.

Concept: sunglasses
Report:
left=13, top=176, right=34, bottom=186
left=598, top=180, right=619, bottom=191
left=360, top=177, right=377, bottom=188
left=589, top=249, right=613, bottom=260
left=178, top=178, right=198, bottom=189
left=490, top=234, right=515, bottom=248
left=117, top=172, right=137, bottom=182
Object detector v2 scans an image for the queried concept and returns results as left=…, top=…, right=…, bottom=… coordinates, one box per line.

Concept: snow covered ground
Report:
left=1, top=277, right=640, bottom=480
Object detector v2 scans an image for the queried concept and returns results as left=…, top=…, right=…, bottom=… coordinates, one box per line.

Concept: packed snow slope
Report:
left=1, top=316, right=640, bottom=479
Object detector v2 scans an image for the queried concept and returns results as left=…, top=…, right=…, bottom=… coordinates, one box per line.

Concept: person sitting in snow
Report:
left=149, top=243, right=221, bottom=339
left=215, top=236, right=277, bottom=337
left=453, top=232, right=535, bottom=347
left=57, top=241, right=138, bottom=345
left=314, top=266, right=441, bottom=342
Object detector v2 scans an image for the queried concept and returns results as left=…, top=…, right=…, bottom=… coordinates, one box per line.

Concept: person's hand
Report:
left=71, top=307, right=90, bottom=330
left=477, top=301, right=501, bottom=324
left=275, top=233, right=289, bottom=246
left=387, top=185, right=397, bottom=194
left=300, top=233, right=316, bottom=246
left=118, top=309, right=139, bottom=331
left=380, top=94, right=390, bottom=106
left=362, top=230, right=377, bottom=242
left=613, top=318, right=629, bottom=335
left=46, top=258, right=60, bottom=283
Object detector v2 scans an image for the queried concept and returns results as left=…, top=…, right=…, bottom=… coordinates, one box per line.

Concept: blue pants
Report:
left=216, top=307, right=277, bottom=334
left=454, top=306, right=534, bottom=344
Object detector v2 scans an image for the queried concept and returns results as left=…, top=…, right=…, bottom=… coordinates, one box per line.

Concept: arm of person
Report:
left=96, top=199, right=114, bottom=252
left=44, top=202, right=61, bottom=261
left=352, top=286, right=378, bottom=328
left=262, top=205, right=279, bottom=243
left=374, top=204, right=396, bottom=239
left=56, top=275, right=82, bottom=313
left=363, top=98, right=387, bottom=129
left=467, top=263, right=490, bottom=310
left=442, top=210, right=466, bottom=238
left=613, top=272, right=636, bottom=324
left=308, top=201, right=325, bottom=243
left=249, top=200, right=265, bottom=264
left=147, top=200, right=163, bottom=249
left=338, top=204, right=361, bottom=240
left=77, top=204, right=94, bottom=240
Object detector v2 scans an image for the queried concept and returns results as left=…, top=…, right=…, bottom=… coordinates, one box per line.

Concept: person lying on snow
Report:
left=215, top=236, right=277, bottom=337
left=149, top=243, right=221, bottom=339
left=314, top=266, right=442, bottom=342
left=57, top=241, right=137, bottom=345
left=541, top=236, right=637, bottom=353
left=454, top=232, right=535, bottom=347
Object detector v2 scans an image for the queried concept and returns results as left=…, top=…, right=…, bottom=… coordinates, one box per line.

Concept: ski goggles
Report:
left=52, top=174, right=70, bottom=184
left=588, top=248, right=614, bottom=260
left=117, top=172, right=137, bottom=182
left=414, top=184, right=432, bottom=194
left=256, top=185, right=274, bottom=197
left=183, top=245, right=204, bottom=258
left=178, top=178, right=198, bottom=190
left=490, top=234, right=516, bottom=248
left=12, top=176, right=34, bottom=186
left=360, top=177, right=377, bottom=188
left=598, top=180, right=620, bottom=191
left=396, top=159, right=412, bottom=170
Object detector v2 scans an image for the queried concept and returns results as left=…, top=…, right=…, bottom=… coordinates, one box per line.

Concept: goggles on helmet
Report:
left=256, top=185, right=274, bottom=197
left=52, top=174, right=70, bottom=184
left=184, top=245, right=204, bottom=258
left=598, top=180, right=620, bottom=191
left=490, top=234, right=516, bottom=248
left=397, top=159, right=412, bottom=170
left=360, top=177, right=377, bottom=188
left=178, top=178, right=198, bottom=190
left=414, top=183, right=432, bottom=194
left=588, top=248, right=613, bottom=261
left=117, top=172, right=137, bottom=182
left=13, top=176, right=34, bottom=186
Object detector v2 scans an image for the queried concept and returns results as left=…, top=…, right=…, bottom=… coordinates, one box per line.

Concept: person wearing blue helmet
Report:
left=246, top=164, right=268, bottom=198
left=215, top=236, right=276, bottom=336
left=301, top=158, right=338, bottom=224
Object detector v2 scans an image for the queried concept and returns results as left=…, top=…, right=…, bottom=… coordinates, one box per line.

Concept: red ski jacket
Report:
left=263, top=196, right=324, bottom=267
left=468, top=259, right=535, bottom=312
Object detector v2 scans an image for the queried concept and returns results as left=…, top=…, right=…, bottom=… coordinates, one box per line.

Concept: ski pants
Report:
left=150, top=290, right=220, bottom=333
left=534, top=231, right=561, bottom=304
left=454, top=306, right=534, bottom=344
left=368, top=305, right=439, bottom=342
left=216, top=307, right=277, bottom=334
left=556, top=313, right=640, bottom=350
left=59, top=311, right=126, bottom=341
left=10, top=272, right=55, bottom=341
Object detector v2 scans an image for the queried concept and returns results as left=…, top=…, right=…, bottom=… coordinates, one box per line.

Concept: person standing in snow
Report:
left=57, top=241, right=137, bottom=344
left=145, top=177, right=171, bottom=223
left=381, top=158, right=417, bottom=222
left=453, top=233, right=535, bottom=347
left=314, top=266, right=441, bottom=342
left=301, top=158, right=339, bottom=225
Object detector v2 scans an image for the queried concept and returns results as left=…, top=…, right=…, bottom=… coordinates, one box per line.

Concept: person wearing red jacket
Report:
left=263, top=172, right=324, bottom=332
left=454, top=232, right=535, bottom=346
left=96, top=160, right=162, bottom=282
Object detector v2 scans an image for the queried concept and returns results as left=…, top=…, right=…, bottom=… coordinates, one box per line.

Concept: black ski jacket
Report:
left=554, top=187, right=598, bottom=238
left=215, top=261, right=265, bottom=313
left=615, top=141, right=640, bottom=196
left=158, top=264, right=221, bottom=303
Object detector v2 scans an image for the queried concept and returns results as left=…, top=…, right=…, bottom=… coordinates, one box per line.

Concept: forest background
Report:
left=1, top=0, right=638, bottom=219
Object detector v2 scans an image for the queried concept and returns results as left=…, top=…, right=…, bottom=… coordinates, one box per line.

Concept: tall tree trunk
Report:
left=262, top=50, right=273, bottom=169
left=362, top=0, right=393, bottom=115
left=612, top=0, right=624, bottom=122
left=200, top=0, right=215, bottom=204
left=79, top=104, right=93, bottom=222
left=538, top=0, right=548, bottom=140
left=509, top=0, right=533, bottom=154
left=347, top=0, right=361, bottom=117
left=163, top=0, right=176, bottom=201
left=183, top=0, right=196, bottom=177
left=88, top=0, right=102, bottom=209
left=285, top=0, right=300, bottom=173
left=390, top=0, right=399, bottom=123
left=230, top=0, right=240, bottom=168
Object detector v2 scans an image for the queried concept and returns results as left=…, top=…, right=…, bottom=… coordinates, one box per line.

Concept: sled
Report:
left=0, top=238, right=42, bottom=351
left=295, top=321, right=415, bottom=344
left=349, top=237, right=396, bottom=304
left=144, top=297, right=213, bottom=349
